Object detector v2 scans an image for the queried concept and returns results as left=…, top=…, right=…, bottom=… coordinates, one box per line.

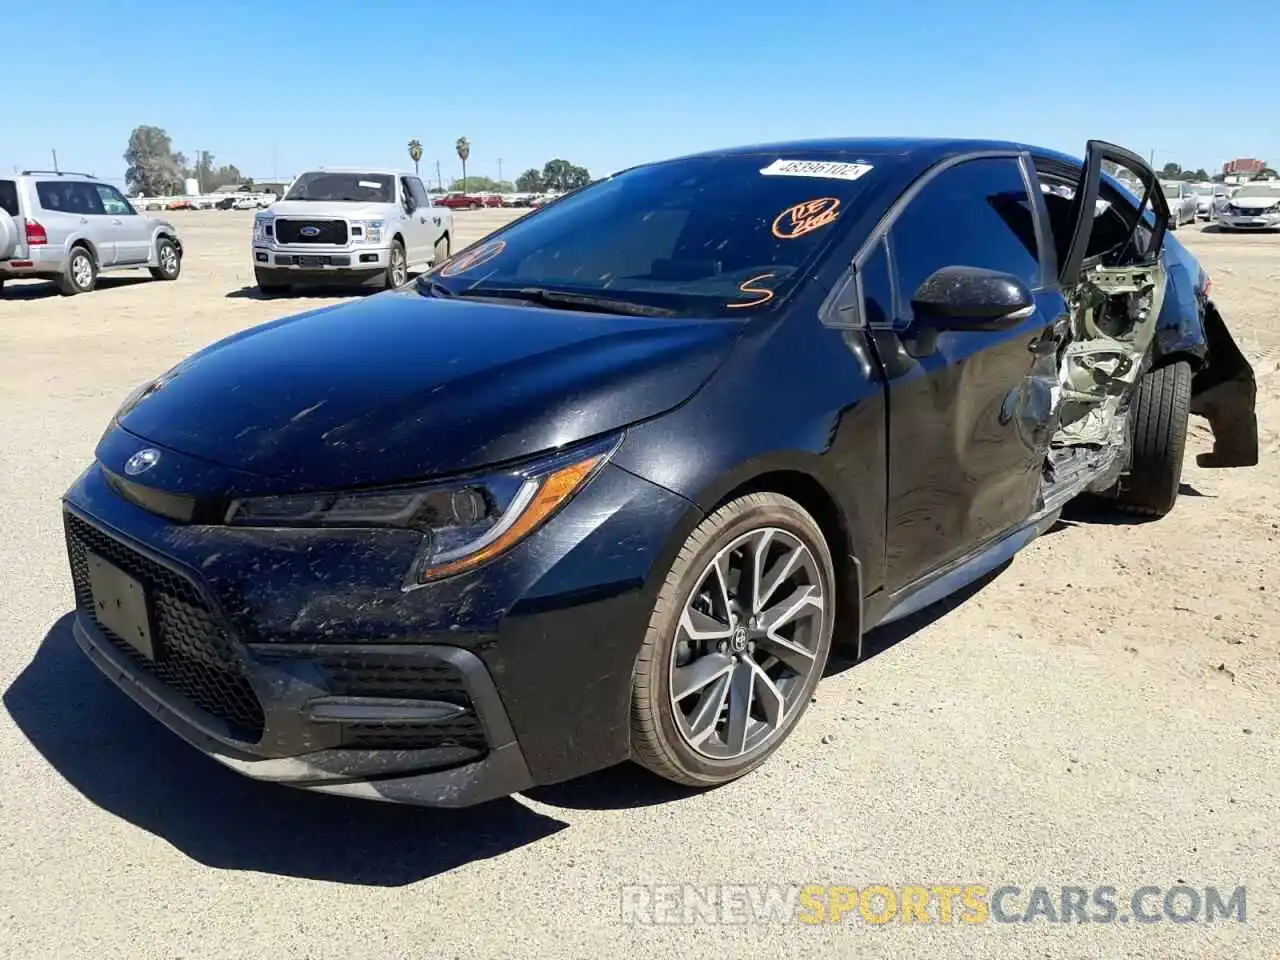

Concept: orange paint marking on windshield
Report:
left=727, top=273, right=776, bottom=309
left=772, top=197, right=841, bottom=239
left=438, top=239, right=507, bottom=277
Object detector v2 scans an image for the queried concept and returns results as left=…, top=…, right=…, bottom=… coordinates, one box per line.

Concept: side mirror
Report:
left=910, top=266, right=1035, bottom=331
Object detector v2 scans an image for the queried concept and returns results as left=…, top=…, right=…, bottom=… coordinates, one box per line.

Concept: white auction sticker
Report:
left=358, top=180, right=383, bottom=189
left=759, top=159, right=874, bottom=181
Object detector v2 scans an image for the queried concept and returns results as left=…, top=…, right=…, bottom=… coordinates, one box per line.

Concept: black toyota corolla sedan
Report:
left=62, top=138, right=1257, bottom=806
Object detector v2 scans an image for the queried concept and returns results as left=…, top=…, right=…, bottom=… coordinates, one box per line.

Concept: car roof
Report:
left=299, top=166, right=410, bottom=177
left=679, top=136, right=1050, bottom=163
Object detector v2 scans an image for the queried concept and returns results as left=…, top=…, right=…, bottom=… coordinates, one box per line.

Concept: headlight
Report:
left=224, top=435, right=620, bottom=582
left=253, top=216, right=273, bottom=241
left=353, top=219, right=384, bottom=243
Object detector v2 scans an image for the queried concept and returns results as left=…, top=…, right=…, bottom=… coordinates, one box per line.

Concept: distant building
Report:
left=1223, top=158, right=1265, bottom=176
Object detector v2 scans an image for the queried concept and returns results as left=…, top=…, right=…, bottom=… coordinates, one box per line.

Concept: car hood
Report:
left=265, top=199, right=392, bottom=218
left=1226, top=196, right=1280, bottom=211
left=113, top=291, right=741, bottom=490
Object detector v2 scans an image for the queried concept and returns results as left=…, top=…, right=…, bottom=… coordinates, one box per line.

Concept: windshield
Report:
left=1160, top=182, right=1182, bottom=198
left=284, top=172, right=394, bottom=203
left=1232, top=183, right=1280, bottom=199
left=1191, top=184, right=1215, bottom=196
left=422, top=153, right=883, bottom=319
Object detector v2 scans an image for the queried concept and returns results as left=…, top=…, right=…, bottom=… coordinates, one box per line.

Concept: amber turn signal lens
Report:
left=420, top=454, right=605, bottom=581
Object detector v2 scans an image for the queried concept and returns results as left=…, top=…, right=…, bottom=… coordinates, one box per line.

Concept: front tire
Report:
left=149, top=238, right=181, bottom=281
left=254, top=267, right=290, bottom=295
left=384, top=239, right=407, bottom=289
left=1114, top=360, right=1192, bottom=517
left=631, top=493, right=836, bottom=787
left=58, top=246, right=97, bottom=295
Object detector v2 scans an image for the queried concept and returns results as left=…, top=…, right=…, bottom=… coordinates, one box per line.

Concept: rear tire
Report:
left=149, top=238, right=181, bottom=281
left=631, top=493, right=836, bottom=788
left=254, top=267, right=290, bottom=295
left=1114, top=361, right=1192, bottom=517
left=58, top=246, right=97, bottom=295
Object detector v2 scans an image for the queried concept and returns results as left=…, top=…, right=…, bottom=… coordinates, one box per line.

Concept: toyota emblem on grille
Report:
left=124, top=448, right=161, bottom=476
left=300, top=225, right=321, bottom=237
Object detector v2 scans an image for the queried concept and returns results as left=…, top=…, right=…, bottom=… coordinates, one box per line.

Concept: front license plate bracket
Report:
left=86, top=551, right=156, bottom=660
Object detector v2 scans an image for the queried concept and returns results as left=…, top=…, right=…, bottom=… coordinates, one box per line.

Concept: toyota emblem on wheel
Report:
left=124, top=448, right=160, bottom=476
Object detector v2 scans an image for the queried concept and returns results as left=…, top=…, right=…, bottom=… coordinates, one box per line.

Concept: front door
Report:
left=873, top=155, right=1064, bottom=592
left=94, top=184, right=151, bottom=264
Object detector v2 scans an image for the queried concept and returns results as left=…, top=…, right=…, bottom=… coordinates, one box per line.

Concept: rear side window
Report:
left=889, top=157, right=1042, bottom=321
left=36, top=181, right=104, bottom=215
left=0, top=180, right=17, bottom=217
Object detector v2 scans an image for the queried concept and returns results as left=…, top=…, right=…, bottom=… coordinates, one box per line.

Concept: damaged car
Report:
left=61, top=138, right=1258, bottom=807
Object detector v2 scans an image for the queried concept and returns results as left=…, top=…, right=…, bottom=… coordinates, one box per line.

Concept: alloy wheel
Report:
left=391, top=248, right=407, bottom=286
left=72, top=254, right=93, bottom=289
left=160, top=245, right=178, bottom=276
left=668, top=527, right=827, bottom=760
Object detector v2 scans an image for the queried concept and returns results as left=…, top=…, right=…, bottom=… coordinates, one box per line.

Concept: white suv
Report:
left=251, top=168, right=452, bottom=295
left=0, top=171, right=183, bottom=296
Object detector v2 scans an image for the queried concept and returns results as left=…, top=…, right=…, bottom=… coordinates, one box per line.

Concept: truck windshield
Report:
left=421, top=153, right=885, bottom=319
left=285, top=172, right=394, bottom=203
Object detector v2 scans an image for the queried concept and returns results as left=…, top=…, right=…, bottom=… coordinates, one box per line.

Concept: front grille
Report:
left=313, top=651, right=487, bottom=752
left=275, top=218, right=348, bottom=245
left=65, top=513, right=265, bottom=742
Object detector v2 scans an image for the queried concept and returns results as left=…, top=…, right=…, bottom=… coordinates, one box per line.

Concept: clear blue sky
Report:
left=6, top=0, right=1276, bottom=188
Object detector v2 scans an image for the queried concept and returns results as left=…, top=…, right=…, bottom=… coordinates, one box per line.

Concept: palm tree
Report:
left=455, top=137, right=471, bottom=192
left=407, top=139, right=423, bottom=176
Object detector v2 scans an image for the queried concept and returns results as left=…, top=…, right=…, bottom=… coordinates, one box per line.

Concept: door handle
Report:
left=112, top=218, right=123, bottom=225
left=80, top=217, right=88, bottom=224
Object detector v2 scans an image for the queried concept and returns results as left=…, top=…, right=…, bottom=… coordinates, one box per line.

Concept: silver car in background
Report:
left=1160, top=180, right=1199, bottom=228
left=1216, top=181, right=1280, bottom=231
left=1191, top=182, right=1231, bottom=219
left=0, top=171, right=183, bottom=296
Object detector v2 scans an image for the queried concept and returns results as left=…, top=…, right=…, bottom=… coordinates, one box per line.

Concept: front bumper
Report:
left=61, top=446, right=695, bottom=805
left=253, top=243, right=391, bottom=276
left=1216, top=213, right=1280, bottom=230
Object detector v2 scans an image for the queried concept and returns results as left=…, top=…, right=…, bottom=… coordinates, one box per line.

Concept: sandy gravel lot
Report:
left=1, top=211, right=1277, bottom=960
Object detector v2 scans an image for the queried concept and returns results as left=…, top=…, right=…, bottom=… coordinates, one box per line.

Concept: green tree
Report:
left=408, top=139, right=423, bottom=175
left=515, top=168, right=543, bottom=192
left=124, top=125, right=187, bottom=196
left=1253, top=167, right=1277, bottom=180
left=447, top=176, right=512, bottom=192
left=540, top=158, right=591, bottom=192
left=1160, top=161, right=1182, bottom=179
left=1190, top=168, right=1210, bottom=182
left=456, top=137, right=471, bottom=191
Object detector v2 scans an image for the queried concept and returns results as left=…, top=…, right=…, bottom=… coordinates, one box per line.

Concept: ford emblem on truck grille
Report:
left=300, top=226, right=321, bottom=237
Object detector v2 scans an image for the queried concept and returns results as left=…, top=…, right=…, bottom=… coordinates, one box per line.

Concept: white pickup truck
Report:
left=251, top=167, right=453, bottom=294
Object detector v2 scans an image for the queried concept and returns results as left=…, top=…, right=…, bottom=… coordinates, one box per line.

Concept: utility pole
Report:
left=51, top=149, right=59, bottom=173
left=497, top=157, right=504, bottom=185
left=435, top=159, right=442, bottom=192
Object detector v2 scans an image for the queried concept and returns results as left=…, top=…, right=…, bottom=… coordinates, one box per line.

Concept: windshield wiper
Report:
left=453, top=286, right=676, bottom=317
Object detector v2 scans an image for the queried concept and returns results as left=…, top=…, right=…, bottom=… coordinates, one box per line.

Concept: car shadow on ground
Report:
left=0, top=276, right=151, bottom=301
left=224, top=286, right=370, bottom=301
left=3, top=613, right=569, bottom=886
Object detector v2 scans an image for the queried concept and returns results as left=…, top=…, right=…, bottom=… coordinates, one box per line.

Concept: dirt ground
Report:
left=0, top=211, right=1277, bottom=960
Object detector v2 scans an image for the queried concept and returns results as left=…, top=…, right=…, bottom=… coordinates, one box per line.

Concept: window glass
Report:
left=889, top=158, right=1041, bottom=323
left=408, top=177, right=431, bottom=208
left=284, top=172, right=394, bottom=203
left=95, top=184, right=136, bottom=216
left=36, top=181, right=105, bottom=215
left=426, top=152, right=886, bottom=319
left=859, top=238, right=893, bottom=328
left=0, top=180, right=17, bottom=217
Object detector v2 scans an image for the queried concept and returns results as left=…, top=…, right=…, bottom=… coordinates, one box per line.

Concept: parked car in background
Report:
left=0, top=170, right=183, bottom=295
left=1161, top=181, right=1198, bottom=228
left=1215, top=181, right=1280, bottom=231
left=251, top=167, right=452, bottom=293
left=1191, top=182, right=1230, bottom=219
left=435, top=192, right=483, bottom=210
left=167, top=199, right=195, bottom=211
left=63, top=137, right=1257, bottom=806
